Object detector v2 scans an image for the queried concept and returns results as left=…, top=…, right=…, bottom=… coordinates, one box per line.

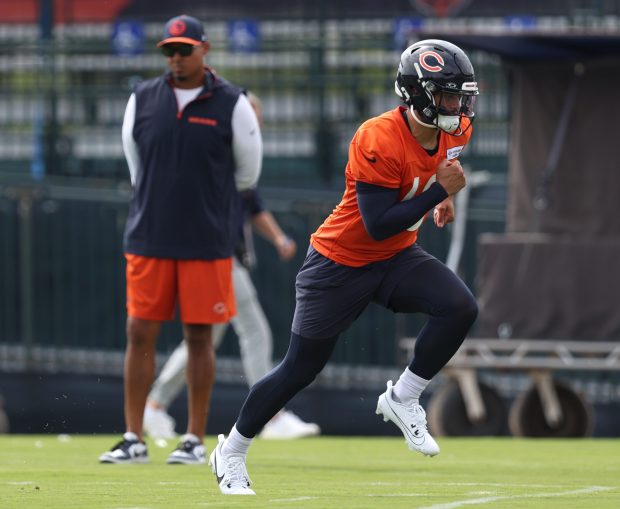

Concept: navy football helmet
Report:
left=395, top=39, right=478, bottom=135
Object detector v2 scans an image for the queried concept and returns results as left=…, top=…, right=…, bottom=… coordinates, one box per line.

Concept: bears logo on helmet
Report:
left=418, top=50, right=444, bottom=72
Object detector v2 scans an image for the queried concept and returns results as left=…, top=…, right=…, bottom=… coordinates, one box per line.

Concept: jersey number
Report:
left=402, top=175, right=437, bottom=231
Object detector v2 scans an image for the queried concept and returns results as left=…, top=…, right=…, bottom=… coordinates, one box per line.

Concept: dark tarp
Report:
left=507, top=58, right=620, bottom=236
left=477, top=233, right=620, bottom=340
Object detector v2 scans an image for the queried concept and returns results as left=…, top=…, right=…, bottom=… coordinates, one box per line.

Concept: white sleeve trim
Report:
left=232, top=93, right=262, bottom=190
left=121, top=93, right=140, bottom=186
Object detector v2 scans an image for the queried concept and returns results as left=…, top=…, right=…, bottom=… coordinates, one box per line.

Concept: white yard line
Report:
left=418, top=485, right=613, bottom=509
left=270, top=496, right=319, bottom=503
left=364, top=482, right=577, bottom=488
left=368, top=493, right=425, bottom=497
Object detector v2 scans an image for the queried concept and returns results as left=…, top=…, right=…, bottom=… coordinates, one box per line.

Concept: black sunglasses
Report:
left=161, top=44, right=196, bottom=57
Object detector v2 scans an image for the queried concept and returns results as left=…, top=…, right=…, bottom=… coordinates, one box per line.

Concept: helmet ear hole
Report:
left=396, top=74, right=421, bottom=106
left=395, top=80, right=410, bottom=104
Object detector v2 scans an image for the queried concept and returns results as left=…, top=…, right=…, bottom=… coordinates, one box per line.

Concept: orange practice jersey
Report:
left=311, top=106, right=473, bottom=267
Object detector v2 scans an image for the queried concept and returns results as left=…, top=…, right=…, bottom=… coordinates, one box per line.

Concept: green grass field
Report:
left=0, top=435, right=618, bottom=508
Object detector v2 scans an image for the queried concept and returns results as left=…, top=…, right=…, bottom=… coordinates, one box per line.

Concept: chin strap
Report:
left=410, top=107, right=437, bottom=129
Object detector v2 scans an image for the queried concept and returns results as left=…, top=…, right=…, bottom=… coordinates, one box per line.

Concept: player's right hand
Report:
left=436, top=159, right=466, bottom=196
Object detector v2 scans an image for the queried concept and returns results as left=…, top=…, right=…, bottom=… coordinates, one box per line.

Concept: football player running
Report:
left=209, top=39, right=479, bottom=495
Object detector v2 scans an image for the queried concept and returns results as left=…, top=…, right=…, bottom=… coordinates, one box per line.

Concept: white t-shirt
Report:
left=174, top=86, right=202, bottom=111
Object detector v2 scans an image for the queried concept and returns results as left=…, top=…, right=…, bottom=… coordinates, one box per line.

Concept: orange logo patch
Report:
left=188, top=116, right=218, bottom=126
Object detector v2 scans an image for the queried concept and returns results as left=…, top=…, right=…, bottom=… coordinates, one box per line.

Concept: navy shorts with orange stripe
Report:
left=125, top=254, right=236, bottom=324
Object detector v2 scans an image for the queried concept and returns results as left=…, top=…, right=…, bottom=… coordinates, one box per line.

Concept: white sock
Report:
left=391, top=368, right=429, bottom=405
left=123, top=431, right=139, bottom=442
left=221, top=425, right=253, bottom=457
left=180, top=432, right=200, bottom=443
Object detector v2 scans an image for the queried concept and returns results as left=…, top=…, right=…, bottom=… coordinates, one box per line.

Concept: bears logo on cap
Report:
left=157, top=14, right=206, bottom=47
left=169, top=20, right=186, bottom=36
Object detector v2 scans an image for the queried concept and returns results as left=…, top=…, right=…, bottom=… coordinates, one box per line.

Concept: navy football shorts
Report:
left=292, top=244, right=436, bottom=339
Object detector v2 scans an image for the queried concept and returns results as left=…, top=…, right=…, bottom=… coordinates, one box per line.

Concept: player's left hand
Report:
left=434, top=196, right=455, bottom=228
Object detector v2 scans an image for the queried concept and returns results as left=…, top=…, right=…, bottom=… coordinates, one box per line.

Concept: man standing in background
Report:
left=143, top=92, right=320, bottom=450
left=99, top=14, right=261, bottom=464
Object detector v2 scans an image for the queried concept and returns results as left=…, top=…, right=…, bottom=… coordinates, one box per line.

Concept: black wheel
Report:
left=428, top=380, right=508, bottom=436
left=508, top=380, right=593, bottom=437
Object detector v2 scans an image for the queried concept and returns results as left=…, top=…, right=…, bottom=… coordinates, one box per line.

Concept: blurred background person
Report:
left=99, top=14, right=261, bottom=464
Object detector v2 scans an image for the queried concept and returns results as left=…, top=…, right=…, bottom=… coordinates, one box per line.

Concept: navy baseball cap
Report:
left=157, top=15, right=206, bottom=47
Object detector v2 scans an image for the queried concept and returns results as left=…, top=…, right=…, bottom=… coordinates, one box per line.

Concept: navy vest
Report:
left=124, top=70, right=242, bottom=259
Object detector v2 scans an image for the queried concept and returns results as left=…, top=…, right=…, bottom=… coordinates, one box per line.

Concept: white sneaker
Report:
left=209, top=434, right=255, bottom=495
left=143, top=407, right=177, bottom=440
left=167, top=433, right=206, bottom=465
left=376, top=380, right=440, bottom=457
left=99, top=431, right=149, bottom=464
left=259, top=410, right=321, bottom=439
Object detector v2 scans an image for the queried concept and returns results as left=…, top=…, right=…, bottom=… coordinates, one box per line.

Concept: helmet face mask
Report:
left=429, top=90, right=477, bottom=134
left=395, top=39, right=478, bottom=136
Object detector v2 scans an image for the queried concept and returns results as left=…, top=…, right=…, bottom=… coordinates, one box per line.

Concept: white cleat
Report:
left=376, top=380, right=440, bottom=457
left=143, top=407, right=177, bottom=440
left=209, top=434, right=255, bottom=495
left=259, top=410, right=321, bottom=440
